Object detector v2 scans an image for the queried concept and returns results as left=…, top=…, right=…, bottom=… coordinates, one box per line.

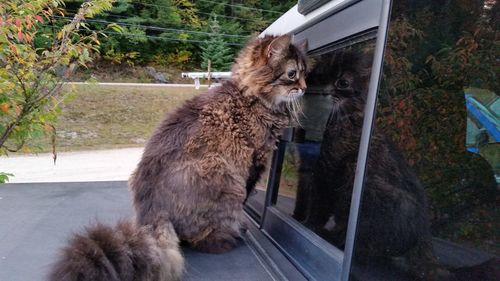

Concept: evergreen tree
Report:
left=200, top=18, right=234, bottom=71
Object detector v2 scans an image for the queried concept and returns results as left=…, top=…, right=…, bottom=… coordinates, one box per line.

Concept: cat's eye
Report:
left=287, top=70, right=297, bottom=79
left=336, top=78, right=350, bottom=89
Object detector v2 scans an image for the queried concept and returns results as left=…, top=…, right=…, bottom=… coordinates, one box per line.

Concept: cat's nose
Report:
left=299, top=79, right=307, bottom=91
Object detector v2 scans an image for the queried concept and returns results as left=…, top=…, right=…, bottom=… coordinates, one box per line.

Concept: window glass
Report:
left=273, top=39, right=376, bottom=250
left=245, top=157, right=272, bottom=218
left=351, top=1, right=499, bottom=280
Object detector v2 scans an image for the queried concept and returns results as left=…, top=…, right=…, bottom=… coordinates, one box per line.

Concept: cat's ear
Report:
left=294, top=38, right=308, bottom=54
left=266, top=35, right=291, bottom=59
left=360, top=46, right=375, bottom=69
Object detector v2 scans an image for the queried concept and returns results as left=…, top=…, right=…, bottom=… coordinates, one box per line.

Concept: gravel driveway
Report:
left=0, top=148, right=143, bottom=183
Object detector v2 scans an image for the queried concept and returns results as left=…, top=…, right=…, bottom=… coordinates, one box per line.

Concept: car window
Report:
left=351, top=1, right=499, bottom=280
left=274, top=40, right=376, bottom=245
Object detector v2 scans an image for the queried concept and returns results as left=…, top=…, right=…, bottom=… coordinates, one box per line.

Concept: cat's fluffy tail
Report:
left=47, top=220, right=184, bottom=281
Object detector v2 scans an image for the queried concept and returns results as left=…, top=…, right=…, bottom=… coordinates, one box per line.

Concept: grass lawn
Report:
left=27, top=84, right=204, bottom=152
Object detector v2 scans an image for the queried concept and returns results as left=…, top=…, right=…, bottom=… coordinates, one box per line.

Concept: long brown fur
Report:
left=130, top=34, right=308, bottom=253
left=48, top=220, right=183, bottom=281
left=48, top=34, right=308, bottom=281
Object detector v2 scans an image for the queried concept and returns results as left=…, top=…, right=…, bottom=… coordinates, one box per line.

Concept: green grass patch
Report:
left=27, top=84, right=204, bottom=152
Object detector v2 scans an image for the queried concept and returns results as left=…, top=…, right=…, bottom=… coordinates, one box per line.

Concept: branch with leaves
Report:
left=0, top=0, right=116, bottom=157
left=0, top=0, right=117, bottom=182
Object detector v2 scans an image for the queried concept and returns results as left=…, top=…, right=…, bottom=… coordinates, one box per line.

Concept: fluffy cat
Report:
left=295, top=49, right=448, bottom=280
left=48, top=34, right=308, bottom=281
left=48, top=220, right=183, bottom=281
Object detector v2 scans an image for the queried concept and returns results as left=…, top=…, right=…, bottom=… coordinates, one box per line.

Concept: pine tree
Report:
left=200, top=17, right=234, bottom=71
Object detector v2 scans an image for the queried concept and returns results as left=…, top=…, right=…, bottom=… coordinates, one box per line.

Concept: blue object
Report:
left=465, top=93, right=500, bottom=142
left=467, top=147, right=479, bottom=154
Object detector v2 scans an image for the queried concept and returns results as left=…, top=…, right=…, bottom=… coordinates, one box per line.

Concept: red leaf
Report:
left=25, top=16, right=32, bottom=29
left=397, top=99, right=406, bottom=110
left=9, top=44, right=17, bottom=54
left=15, top=18, right=21, bottom=28
left=34, top=15, right=44, bottom=23
left=17, top=31, right=24, bottom=41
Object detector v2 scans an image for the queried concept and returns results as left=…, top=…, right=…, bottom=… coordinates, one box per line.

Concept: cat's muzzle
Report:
left=288, top=88, right=304, bottom=100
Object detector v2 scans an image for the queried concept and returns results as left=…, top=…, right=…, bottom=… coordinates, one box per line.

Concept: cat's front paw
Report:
left=239, top=221, right=248, bottom=235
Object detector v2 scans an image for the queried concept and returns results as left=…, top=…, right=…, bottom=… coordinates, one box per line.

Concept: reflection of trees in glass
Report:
left=379, top=0, right=499, bottom=251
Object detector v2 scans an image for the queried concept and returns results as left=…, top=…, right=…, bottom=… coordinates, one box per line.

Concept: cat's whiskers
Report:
left=286, top=96, right=304, bottom=127
left=294, top=96, right=305, bottom=118
left=331, top=96, right=349, bottom=122
left=294, top=98, right=304, bottom=124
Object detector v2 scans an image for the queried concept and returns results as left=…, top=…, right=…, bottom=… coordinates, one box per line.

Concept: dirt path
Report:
left=0, top=148, right=143, bottom=183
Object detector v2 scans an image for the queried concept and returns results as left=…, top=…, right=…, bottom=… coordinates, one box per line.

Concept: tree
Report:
left=55, top=0, right=296, bottom=67
left=0, top=0, right=115, bottom=182
left=94, top=0, right=196, bottom=63
left=200, top=17, right=234, bottom=71
left=378, top=1, right=499, bottom=228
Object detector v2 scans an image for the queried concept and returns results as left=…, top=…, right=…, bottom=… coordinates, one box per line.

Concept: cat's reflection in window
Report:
left=293, top=46, right=447, bottom=280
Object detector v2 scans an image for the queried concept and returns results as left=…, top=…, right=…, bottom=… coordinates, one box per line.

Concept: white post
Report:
left=194, top=78, right=200, bottom=89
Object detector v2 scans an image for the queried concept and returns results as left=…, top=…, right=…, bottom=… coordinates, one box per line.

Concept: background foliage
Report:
left=61, top=0, right=296, bottom=69
left=0, top=0, right=115, bottom=182
left=379, top=0, right=499, bottom=242
left=0, top=0, right=295, bottom=182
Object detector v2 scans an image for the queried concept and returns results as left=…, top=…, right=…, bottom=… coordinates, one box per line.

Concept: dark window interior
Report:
left=274, top=40, right=376, bottom=246
left=245, top=38, right=380, bottom=281
left=246, top=1, right=499, bottom=280
left=351, top=2, right=499, bottom=280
